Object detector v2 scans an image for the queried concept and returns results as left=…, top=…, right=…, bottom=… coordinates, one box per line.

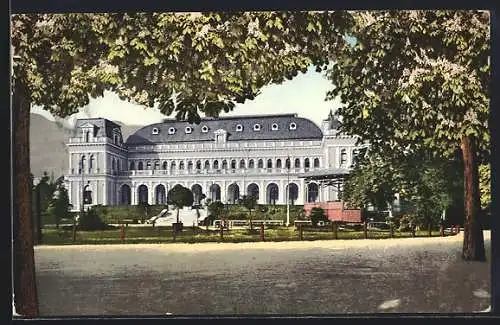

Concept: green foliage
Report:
left=47, top=184, right=72, bottom=228
left=239, top=194, right=258, bottom=229
left=36, top=171, right=56, bottom=214
left=78, top=208, right=111, bottom=231
left=136, top=201, right=151, bottom=223
left=326, top=11, right=489, bottom=158
left=310, top=207, right=328, bottom=227
left=343, top=151, right=397, bottom=211
left=12, top=12, right=353, bottom=122
left=479, top=164, right=491, bottom=210
left=344, top=148, right=464, bottom=229
left=167, top=185, right=194, bottom=209
left=207, top=201, right=225, bottom=220
left=167, top=184, right=194, bottom=224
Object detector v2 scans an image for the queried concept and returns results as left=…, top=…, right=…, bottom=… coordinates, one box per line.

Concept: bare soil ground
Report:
left=34, top=232, right=491, bottom=316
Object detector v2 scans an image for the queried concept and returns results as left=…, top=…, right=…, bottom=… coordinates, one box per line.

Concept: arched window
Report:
left=89, top=155, right=95, bottom=172
left=247, top=183, right=259, bottom=199
left=340, top=149, right=348, bottom=167
left=138, top=161, right=144, bottom=170
left=130, top=161, right=135, bottom=170
left=155, top=185, right=166, bottom=205
left=146, top=161, right=152, bottom=170
left=188, top=161, right=194, bottom=170
left=83, top=184, right=92, bottom=204
left=179, top=161, right=185, bottom=170
left=213, top=160, right=219, bottom=169
left=266, top=183, right=279, bottom=205
left=204, top=160, right=210, bottom=169
left=239, top=159, right=245, bottom=169
left=80, top=156, right=86, bottom=174
left=257, top=159, right=264, bottom=168
left=120, top=184, right=131, bottom=205
left=154, top=161, right=160, bottom=170
left=286, top=183, right=299, bottom=205
left=85, top=131, right=90, bottom=142
left=222, top=160, right=228, bottom=169
left=248, top=159, right=255, bottom=168
left=304, top=158, right=310, bottom=169
left=307, top=183, right=319, bottom=203
left=231, top=159, right=236, bottom=169
left=313, top=158, right=320, bottom=168
left=276, top=159, right=282, bottom=168
left=162, top=161, right=168, bottom=170
left=294, top=158, right=300, bottom=168
left=170, top=161, right=177, bottom=171
left=285, top=158, right=291, bottom=169
left=138, top=185, right=148, bottom=204
left=196, top=160, right=202, bottom=170
left=267, top=159, right=273, bottom=169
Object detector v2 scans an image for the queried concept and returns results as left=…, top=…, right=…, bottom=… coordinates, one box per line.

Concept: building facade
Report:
left=65, top=112, right=363, bottom=212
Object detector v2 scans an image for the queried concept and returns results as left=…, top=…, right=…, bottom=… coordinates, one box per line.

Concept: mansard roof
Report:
left=125, top=114, right=323, bottom=145
left=74, top=118, right=122, bottom=139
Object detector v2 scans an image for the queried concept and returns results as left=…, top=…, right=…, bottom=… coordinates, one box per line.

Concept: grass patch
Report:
left=39, top=227, right=451, bottom=246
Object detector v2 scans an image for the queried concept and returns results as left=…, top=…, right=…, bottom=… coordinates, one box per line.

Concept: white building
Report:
left=65, top=112, right=362, bottom=211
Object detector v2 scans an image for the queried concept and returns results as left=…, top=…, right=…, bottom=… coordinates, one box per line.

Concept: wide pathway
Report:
left=34, top=232, right=491, bottom=316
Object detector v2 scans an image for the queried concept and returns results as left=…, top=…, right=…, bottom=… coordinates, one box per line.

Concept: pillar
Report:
left=149, top=182, right=154, bottom=205
left=259, top=180, right=265, bottom=205
left=131, top=184, right=137, bottom=205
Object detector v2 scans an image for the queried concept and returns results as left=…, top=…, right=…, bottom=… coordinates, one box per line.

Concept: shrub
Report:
left=78, top=209, right=114, bottom=231
left=310, top=207, right=328, bottom=227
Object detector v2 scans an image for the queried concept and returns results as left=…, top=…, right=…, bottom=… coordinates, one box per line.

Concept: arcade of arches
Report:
left=116, top=180, right=338, bottom=206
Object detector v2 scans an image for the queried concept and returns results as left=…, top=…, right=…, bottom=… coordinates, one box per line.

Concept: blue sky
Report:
left=31, top=66, right=342, bottom=128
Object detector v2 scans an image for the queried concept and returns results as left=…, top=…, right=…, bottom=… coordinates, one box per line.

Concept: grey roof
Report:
left=75, top=118, right=122, bottom=138
left=125, top=114, right=323, bottom=145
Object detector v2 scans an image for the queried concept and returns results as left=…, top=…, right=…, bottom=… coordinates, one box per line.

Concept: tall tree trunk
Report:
left=13, top=79, right=39, bottom=316
left=461, top=135, right=485, bottom=261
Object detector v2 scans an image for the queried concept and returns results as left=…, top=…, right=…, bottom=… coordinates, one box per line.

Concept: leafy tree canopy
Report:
left=326, top=10, right=489, bottom=159
left=167, top=184, right=194, bottom=210
left=12, top=11, right=354, bottom=122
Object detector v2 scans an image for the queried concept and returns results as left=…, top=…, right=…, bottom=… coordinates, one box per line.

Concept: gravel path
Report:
left=34, top=232, right=491, bottom=316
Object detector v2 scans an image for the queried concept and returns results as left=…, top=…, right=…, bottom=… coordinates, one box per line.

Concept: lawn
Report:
left=39, top=226, right=450, bottom=245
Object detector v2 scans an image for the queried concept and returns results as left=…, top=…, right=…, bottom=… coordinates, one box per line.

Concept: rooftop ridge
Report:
left=161, top=113, right=298, bottom=122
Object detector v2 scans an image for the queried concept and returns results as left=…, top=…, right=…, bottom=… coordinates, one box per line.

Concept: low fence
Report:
left=213, top=219, right=284, bottom=228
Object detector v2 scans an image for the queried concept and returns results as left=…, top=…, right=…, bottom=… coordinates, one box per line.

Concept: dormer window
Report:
left=236, top=124, right=243, bottom=132
left=185, top=126, right=192, bottom=134
left=214, top=129, right=227, bottom=143
left=168, top=127, right=176, bottom=135
left=289, top=122, right=297, bottom=130
left=271, top=123, right=279, bottom=131
left=201, top=125, right=209, bottom=133
left=152, top=128, right=159, bottom=135
left=253, top=124, right=261, bottom=131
